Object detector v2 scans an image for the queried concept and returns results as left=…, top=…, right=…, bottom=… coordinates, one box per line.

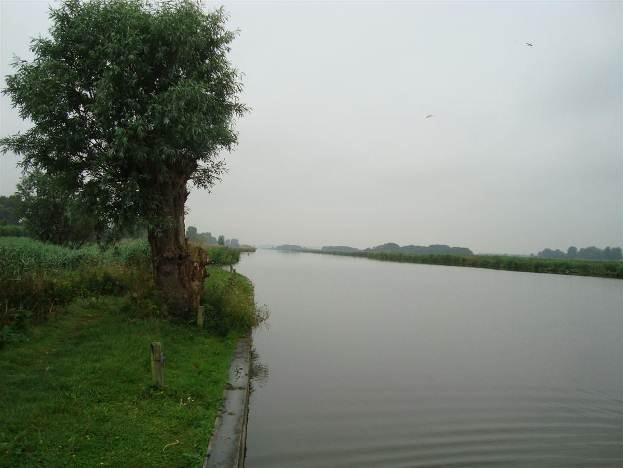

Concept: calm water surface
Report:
left=237, top=250, right=623, bottom=467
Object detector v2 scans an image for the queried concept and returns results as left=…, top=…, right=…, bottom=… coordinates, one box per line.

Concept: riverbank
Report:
left=0, top=237, right=256, bottom=466
left=303, top=249, right=623, bottom=279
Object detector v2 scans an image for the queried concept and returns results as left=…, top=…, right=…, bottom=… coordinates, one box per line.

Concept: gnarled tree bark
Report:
left=147, top=179, right=208, bottom=321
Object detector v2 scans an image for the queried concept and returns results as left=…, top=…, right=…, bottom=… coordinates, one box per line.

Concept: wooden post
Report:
left=150, top=342, right=164, bottom=388
left=197, top=305, right=205, bottom=328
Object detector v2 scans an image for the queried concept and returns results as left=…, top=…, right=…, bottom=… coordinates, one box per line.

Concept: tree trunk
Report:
left=147, top=179, right=208, bottom=321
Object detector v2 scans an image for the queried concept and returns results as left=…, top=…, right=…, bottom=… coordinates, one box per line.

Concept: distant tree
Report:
left=577, top=246, right=602, bottom=260
left=538, top=245, right=621, bottom=261
left=604, top=246, right=622, bottom=261
left=322, top=245, right=359, bottom=253
left=186, top=226, right=198, bottom=240
left=16, top=170, right=98, bottom=247
left=218, top=235, right=225, bottom=246
left=538, top=248, right=566, bottom=259
left=370, top=243, right=473, bottom=256
left=369, top=243, right=401, bottom=252
left=0, top=194, right=21, bottom=225
left=1, top=0, right=247, bottom=319
left=610, top=247, right=623, bottom=261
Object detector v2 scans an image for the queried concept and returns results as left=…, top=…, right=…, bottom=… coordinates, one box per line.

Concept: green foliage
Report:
left=538, top=246, right=622, bottom=261
left=0, top=195, right=21, bottom=225
left=0, top=237, right=150, bottom=279
left=314, top=250, right=623, bottom=279
left=186, top=225, right=198, bottom=239
left=367, top=243, right=473, bottom=256
left=206, top=245, right=240, bottom=266
left=16, top=170, right=100, bottom=247
left=1, top=0, right=247, bottom=237
left=217, top=235, right=225, bottom=246
left=202, top=266, right=257, bottom=335
left=0, top=237, right=154, bottom=345
left=0, top=235, right=255, bottom=464
left=0, top=296, right=237, bottom=467
left=0, top=225, right=28, bottom=237
left=187, top=226, right=218, bottom=244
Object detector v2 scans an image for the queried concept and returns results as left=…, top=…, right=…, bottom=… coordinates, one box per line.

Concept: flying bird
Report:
left=425, top=114, right=434, bottom=119
left=525, top=42, right=534, bottom=47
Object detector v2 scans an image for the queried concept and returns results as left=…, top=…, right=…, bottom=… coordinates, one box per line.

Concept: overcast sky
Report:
left=1, top=0, right=622, bottom=254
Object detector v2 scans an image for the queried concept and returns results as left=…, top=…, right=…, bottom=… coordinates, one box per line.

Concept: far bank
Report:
left=275, top=247, right=623, bottom=280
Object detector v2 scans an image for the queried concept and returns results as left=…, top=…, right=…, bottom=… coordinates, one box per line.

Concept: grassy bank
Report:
left=0, top=237, right=153, bottom=343
left=309, top=250, right=623, bottom=279
left=0, top=237, right=257, bottom=467
left=203, top=266, right=258, bottom=335
left=0, top=296, right=237, bottom=467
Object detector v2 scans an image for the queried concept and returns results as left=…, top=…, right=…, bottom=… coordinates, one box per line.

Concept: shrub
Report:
left=205, top=246, right=240, bottom=266
left=0, top=238, right=156, bottom=346
left=0, top=225, right=28, bottom=237
left=202, top=267, right=257, bottom=335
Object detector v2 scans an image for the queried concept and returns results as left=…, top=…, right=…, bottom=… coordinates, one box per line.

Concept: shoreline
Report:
left=274, top=248, right=623, bottom=280
left=203, top=336, right=251, bottom=468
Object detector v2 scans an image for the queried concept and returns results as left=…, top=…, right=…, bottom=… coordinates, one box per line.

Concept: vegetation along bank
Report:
left=273, top=243, right=623, bottom=280
left=0, top=237, right=259, bottom=467
left=311, top=249, right=623, bottom=279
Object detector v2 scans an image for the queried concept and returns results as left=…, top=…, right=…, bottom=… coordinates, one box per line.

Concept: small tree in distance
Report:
left=1, top=0, right=247, bottom=319
left=17, top=169, right=99, bottom=247
left=186, top=226, right=199, bottom=240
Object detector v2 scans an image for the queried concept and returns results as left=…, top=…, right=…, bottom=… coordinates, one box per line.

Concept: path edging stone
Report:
left=203, top=336, right=251, bottom=468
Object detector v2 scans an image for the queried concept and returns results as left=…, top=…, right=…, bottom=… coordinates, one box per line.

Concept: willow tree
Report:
left=1, top=0, right=246, bottom=319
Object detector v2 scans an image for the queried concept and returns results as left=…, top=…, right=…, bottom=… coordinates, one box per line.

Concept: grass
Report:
left=204, top=246, right=240, bottom=266
left=0, top=237, right=155, bottom=344
left=0, top=296, right=238, bottom=467
left=309, top=249, right=623, bottom=279
left=203, top=266, right=258, bottom=335
left=0, top=237, right=259, bottom=466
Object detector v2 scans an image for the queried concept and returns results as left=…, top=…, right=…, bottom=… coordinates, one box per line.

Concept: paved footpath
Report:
left=203, top=337, right=251, bottom=468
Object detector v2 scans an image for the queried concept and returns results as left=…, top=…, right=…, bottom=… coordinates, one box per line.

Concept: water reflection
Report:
left=250, top=347, right=270, bottom=391
left=239, top=250, right=623, bottom=467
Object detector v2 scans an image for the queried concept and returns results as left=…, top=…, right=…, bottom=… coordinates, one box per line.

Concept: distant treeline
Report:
left=274, top=244, right=306, bottom=251
left=272, top=240, right=622, bottom=279
left=321, top=242, right=473, bottom=256
left=537, top=246, right=622, bottom=261
left=316, top=250, right=623, bottom=279
left=186, top=226, right=255, bottom=251
left=275, top=242, right=474, bottom=256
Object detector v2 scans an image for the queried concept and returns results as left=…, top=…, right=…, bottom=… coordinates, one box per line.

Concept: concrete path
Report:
left=203, top=337, right=251, bottom=468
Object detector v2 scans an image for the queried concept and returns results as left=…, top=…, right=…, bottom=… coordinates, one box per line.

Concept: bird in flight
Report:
left=525, top=42, right=534, bottom=47
left=425, top=114, right=434, bottom=119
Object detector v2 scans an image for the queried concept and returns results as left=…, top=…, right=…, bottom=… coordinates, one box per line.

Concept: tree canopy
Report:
left=1, top=0, right=247, bottom=318
left=0, top=195, right=21, bottom=225
left=2, top=0, right=246, bottom=235
left=538, top=246, right=622, bottom=261
left=16, top=170, right=99, bottom=247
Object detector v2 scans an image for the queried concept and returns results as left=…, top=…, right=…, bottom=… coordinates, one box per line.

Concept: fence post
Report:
left=150, top=342, right=164, bottom=388
left=197, top=305, right=205, bottom=328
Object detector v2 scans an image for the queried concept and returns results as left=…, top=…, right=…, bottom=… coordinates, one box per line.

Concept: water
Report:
left=237, top=250, right=623, bottom=467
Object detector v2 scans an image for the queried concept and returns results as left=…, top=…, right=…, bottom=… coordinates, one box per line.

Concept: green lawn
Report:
left=0, top=296, right=238, bottom=467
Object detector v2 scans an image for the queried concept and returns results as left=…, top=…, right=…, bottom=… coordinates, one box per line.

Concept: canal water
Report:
left=237, top=250, right=623, bottom=467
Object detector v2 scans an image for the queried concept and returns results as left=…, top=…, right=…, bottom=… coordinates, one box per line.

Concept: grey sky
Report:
left=1, top=0, right=622, bottom=254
